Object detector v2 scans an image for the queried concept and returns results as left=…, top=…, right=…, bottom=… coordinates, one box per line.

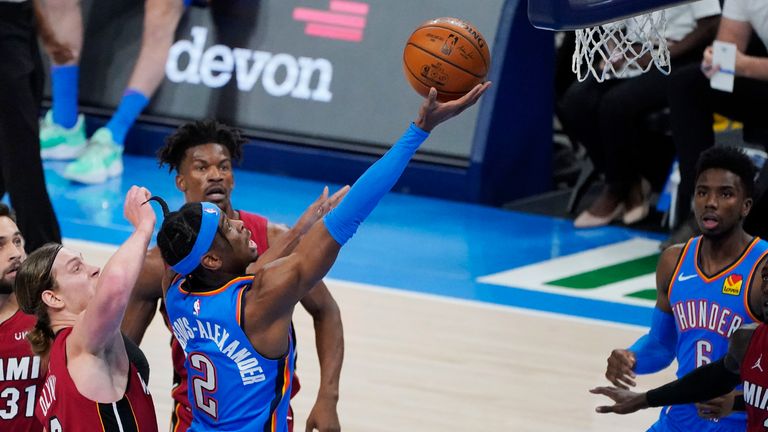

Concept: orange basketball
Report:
left=403, top=17, right=491, bottom=101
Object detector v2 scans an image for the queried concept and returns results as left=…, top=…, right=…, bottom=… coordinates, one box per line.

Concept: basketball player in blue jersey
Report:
left=604, top=146, right=768, bottom=431
left=152, top=83, right=490, bottom=431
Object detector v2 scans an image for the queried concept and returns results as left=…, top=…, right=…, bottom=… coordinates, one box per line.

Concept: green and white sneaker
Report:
left=40, top=111, right=87, bottom=160
left=62, top=127, right=124, bottom=184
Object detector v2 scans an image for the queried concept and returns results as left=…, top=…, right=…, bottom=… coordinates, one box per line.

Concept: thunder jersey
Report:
left=741, top=324, right=768, bottom=432
left=0, top=311, right=43, bottom=432
left=160, top=210, right=283, bottom=432
left=665, top=235, right=768, bottom=429
left=36, top=327, right=158, bottom=432
left=165, top=275, right=295, bottom=432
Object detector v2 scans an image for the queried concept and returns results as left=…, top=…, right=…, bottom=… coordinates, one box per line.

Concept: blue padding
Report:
left=628, top=307, right=677, bottom=374
left=528, top=0, right=690, bottom=30
left=171, top=202, right=220, bottom=275
left=324, top=123, right=429, bottom=245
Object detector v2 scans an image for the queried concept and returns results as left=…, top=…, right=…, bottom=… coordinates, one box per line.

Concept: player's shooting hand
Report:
left=305, top=396, right=341, bottom=432
left=124, top=186, right=156, bottom=234
left=605, top=349, right=637, bottom=389
left=701, top=46, right=720, bottom=79
left=590, top=386, right=649, bottom=414
left=414, top=81, right=491, bottom=132
left=696, top=391, right=736, bottom=419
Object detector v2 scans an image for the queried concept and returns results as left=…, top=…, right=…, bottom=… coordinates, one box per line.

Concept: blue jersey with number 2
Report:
left=165, top=276, right=295, bottom=432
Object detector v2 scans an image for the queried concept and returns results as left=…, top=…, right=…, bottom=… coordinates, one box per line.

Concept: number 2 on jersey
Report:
left=190, top=352, right=218, bottom=419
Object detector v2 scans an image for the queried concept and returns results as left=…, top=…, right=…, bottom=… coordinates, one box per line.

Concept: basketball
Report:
left=403, top=17, right=491, bottom=101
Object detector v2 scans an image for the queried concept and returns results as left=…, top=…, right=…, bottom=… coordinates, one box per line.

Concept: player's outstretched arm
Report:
left=592, top=324, right=756, bottom=415
left=259, top=83, right=491, bottom=303
left=249, top=84, right=492, bottom=348
left=70, top=186, right=156, bottom=355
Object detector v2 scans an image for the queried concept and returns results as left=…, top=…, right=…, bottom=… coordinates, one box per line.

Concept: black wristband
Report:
left=646, top=358, right=740, bottom=407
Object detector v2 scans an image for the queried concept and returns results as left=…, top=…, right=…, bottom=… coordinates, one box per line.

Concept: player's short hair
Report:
left=695, top=146, right=757, bottom=198
left=0, top=203, right=17, bottom=223
left=157, top=119, right=246, bottom=173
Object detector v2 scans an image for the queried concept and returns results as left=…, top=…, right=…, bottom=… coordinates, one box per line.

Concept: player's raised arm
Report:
left=261, top=82, right=491, bottom=309
left=70, top=186, right=156, bottom=354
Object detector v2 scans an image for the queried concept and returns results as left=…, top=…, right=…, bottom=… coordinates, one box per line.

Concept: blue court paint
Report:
left=45, top=155, right=663, bottom=326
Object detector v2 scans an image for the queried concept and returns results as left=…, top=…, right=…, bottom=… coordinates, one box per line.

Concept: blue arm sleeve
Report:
left=628, top=307, right=678, bottom=374
left=323, top=123, right=429, bottom=245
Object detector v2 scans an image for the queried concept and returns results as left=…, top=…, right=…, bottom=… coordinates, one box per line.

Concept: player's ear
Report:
left=41, top=289, right=64, bottom=310
left=176, top=174, right=187, bottom=193
left=743, top=197, right=753, bottom=217
left=200, top=252, right=222, bottom=271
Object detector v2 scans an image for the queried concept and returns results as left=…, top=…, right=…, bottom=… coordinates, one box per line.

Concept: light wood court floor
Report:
left=68, top=239, right=676, bottom=432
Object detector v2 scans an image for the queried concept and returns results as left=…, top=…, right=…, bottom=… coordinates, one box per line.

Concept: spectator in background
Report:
left=663, top=0, right=768, bottom=246
left=560, top=0, right=720, bottom=228
left=37, top=0, right=258, bottom=185
left=37, top=0, right=185, bottom=184
left=0, top=0, right=62, bottom=252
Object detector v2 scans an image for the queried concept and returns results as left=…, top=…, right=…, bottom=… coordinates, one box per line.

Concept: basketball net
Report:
left=572, top=10, right=670, bottom=82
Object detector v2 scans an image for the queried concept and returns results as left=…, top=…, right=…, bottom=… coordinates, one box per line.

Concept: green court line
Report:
left=625, top=289, right=657, bottom=301
left=546, top=254, right=659, bottom=289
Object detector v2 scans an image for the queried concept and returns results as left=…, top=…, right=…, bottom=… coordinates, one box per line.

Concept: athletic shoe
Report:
left=62, top=128, right=123, bottom=184
left=40, top=111, right=87, bottom=160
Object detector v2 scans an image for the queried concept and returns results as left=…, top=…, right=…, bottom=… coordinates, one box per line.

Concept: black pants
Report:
left=669, top=62, right=768, bottom=225
left=0, top=1, right=61, bottom=252
left=559, top=67, right=675, bottom=195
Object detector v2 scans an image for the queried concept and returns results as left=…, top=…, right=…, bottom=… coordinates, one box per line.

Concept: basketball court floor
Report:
left=46, top=155, right=680, bottom=431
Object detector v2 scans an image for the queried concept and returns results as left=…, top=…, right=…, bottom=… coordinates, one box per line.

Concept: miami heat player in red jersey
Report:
left=36, top=327, right=157, bottom=432
left=0, top=203, right=43, bottom=432
left=0, top=311, right=43, bottom=432
left=740, top=324, right=768, bottom=431
left=13, top=187, right=159, bottom=432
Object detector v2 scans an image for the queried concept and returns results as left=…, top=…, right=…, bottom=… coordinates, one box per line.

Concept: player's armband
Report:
left=628, top=307, right=677, bottom=374
left=324, top=123, right=429, bottom=245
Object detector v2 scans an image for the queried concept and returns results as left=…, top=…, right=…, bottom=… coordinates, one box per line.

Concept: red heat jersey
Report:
left=163, top=210, right=306, bottom=431
left=0, top=311, right=43, bottom=432
left=741, top=323, right=768, bottom=431
left=239, top=210, right=270, bottom=257
left=35, top=327, right=158, bottom=432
